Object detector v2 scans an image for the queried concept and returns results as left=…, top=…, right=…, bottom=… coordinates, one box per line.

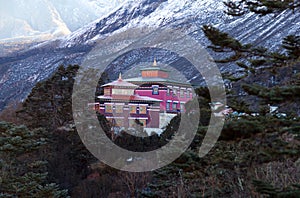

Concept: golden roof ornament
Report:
left=153, top=58, right=157, bottom=66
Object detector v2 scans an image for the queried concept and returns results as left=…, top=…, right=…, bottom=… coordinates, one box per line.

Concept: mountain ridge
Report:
left=0, top=0, right=299, bottom=110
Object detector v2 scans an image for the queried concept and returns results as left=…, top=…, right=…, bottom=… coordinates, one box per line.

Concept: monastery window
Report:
left=115, top=104, right=124, bottom=113
left=167, top=86, right=172, bottom=96
left=180, top=88, right=185, bottom=98
left=105, top=103, right=113, bottom=113
left=172, top=89, right=176, bottom=96
left=139, top=105, right=147, bottom=114
left=172, top=87, right=179, bottom=96
left=167, top=88, right=170, bottom=96
left=166, top=101, right=171, bottom=110
left=186, top=89, right=190, bottom=98
left=129, top=105, right=137, bottom=114
left=172, top=102, right=178, bottom=110
left=152, top=85, right=159, bottom=95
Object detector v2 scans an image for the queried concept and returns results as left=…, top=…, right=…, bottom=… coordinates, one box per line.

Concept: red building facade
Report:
left=95, top=74, right=161, bottom=128
left=125, top=59, right=193, bottom=113
left=94, top=60, right=193, bottom=130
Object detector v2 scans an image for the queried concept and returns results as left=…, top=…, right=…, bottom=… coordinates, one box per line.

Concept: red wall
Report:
left=98, top=104, right=159, bottom=128
left=134, top=89, right=192, bottom=112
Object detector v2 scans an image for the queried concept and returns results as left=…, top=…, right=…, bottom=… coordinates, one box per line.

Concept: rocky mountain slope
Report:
left=0, top=0, right=126, bottom=42
left=0, top=0, right=299, bottom=110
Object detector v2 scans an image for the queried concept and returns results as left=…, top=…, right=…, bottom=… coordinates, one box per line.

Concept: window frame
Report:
left=115, top=103, right=124, bottom=113
left=152, top=85, right=159, bottom=95
left=104, top=103, right=113, bottom=113
left=129, top=104, right=138, bottom=114
left=139, top=105, right=147, bottom=114
left=166, top=101, right=171, bottom=110
left=172, top=102, right=178, bottom=110
left=180, top=88, right=185, bottom=98
left=186, top=89, right=191, bottom=98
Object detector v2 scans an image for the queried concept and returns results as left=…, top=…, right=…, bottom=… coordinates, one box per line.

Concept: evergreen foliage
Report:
left=242, top=83, right=300, bottom=102
left=202, top=25, right=299, bottom=79
left=224, top=0, right=300, bottom=16
left=144, top=113, right=300, bottom=197
left=253, top=180, right=300, bottom=197
left=1, top=0, right=299, bottom=194
left=17, top=65, right=79, bottom=131
left=0, top=121, right=68, bottom=197
left=282, top=35, right=300, bottom=59
left=202, top=25, right=243, bottom=52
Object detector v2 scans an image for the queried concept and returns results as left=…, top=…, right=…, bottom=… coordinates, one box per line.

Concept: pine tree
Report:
left=282, top=35, right=300, bottom=59
left=224, top=0, right=300, bottom=16
left=0, top=121, right=68, bottom=197
left=253, top=180, right=300, bottom=197
left=202, top=25, right=243, bottom=52
left=202, top=24, right=291, bottom=71
left=17, top=65, right=79, bottom=130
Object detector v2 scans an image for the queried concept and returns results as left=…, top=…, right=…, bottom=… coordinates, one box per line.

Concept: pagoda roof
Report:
left=124, top=77, right=191, bottom=86
left=101, top=74, right=138, bottom=88
left=140, top=67, right=170, bottom=72
left=140, top=59, right=170, bottom=72
left=98, top=94, right=162, bottom=102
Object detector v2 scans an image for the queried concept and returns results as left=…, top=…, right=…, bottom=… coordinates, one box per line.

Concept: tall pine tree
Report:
left=0, top=121, right=68, bottom=197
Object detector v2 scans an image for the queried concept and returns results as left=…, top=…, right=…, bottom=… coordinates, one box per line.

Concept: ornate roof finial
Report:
left=153, top=58, right=157, bottom=66
left=118, top=73, right=122, bottom=80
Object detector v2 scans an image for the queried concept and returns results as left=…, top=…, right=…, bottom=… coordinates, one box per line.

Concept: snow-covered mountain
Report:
left=0, top=0, right=126, bottom=42
left=60, top=0, right=227, bottom=47
left=0, top=0, right=299, bottom=110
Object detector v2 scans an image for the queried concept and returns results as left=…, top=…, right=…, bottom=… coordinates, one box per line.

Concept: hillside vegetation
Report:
left=0, top=0, right=299, bottom=197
